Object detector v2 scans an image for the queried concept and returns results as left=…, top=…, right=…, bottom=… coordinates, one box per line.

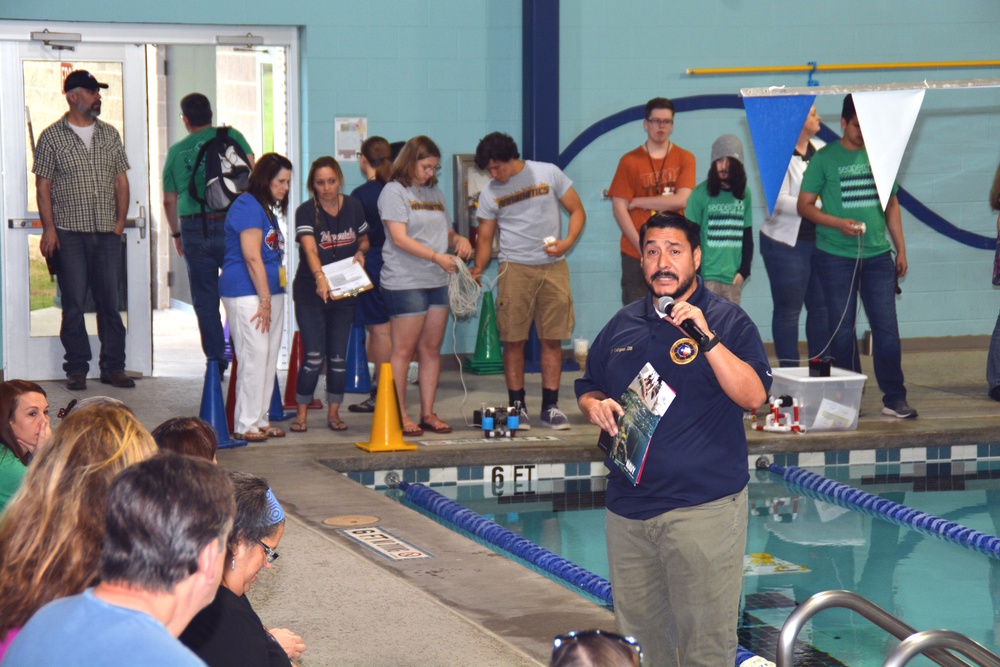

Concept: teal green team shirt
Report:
left=685, top=182, right=753, bottom=283
left=162, top=126, right=254, bottom=218
left=0, top=449, right=26, bottom=510
left=800, top=141, right=899, bottom=259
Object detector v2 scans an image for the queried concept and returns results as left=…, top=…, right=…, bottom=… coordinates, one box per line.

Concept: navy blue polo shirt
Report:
left=575, top=279, right=771, bottom=520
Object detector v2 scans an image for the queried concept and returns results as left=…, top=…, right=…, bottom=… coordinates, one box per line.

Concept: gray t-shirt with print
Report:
left=378, top=181, right=450, bottom=290
left=476, top=160, right=572, bottom=265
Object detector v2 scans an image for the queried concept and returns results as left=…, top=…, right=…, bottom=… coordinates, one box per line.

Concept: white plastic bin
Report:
left=768, top=367, right=867, bottom=432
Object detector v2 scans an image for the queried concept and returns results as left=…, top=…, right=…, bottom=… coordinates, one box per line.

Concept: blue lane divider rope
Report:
left=771, top=463, right=1000, bottom=559
left=396, top=479, right=773, bottom=667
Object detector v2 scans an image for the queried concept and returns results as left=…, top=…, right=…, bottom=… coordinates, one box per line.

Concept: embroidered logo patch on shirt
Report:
left=670, top=338, right=698, bottom=365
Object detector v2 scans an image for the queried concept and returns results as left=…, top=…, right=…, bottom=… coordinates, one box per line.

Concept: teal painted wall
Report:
left=4, top=1, right=1000, bottom=362
left=560, top=0, right=1000, bottom=351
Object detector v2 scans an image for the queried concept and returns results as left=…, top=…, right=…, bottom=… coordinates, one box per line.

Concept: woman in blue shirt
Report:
left=219, top=153, right=292, bottom=442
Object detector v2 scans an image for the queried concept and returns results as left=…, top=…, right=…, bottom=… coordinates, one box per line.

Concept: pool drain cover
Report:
left=324, top=515, right=379, bottom=527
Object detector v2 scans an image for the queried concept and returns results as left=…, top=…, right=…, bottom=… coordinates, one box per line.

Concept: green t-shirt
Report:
left=800, top=141, right=898, bottom=259
left=685, top=181, right=752, bottom=283
left=162, top=126, right=254, bottom=218
left=0, top=448, right=26, bottom=509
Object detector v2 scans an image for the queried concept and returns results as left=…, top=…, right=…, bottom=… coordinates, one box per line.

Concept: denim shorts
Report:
left=382, top=285, right=449, bottom=318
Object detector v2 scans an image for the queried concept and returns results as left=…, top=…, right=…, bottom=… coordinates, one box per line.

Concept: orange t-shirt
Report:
left=608, top=144, right=697, bottom=258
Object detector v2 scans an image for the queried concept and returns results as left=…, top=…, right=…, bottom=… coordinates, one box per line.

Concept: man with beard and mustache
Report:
left=575, top=212, right=770, bottom=667
left=34, top=70, right=132, bottom=391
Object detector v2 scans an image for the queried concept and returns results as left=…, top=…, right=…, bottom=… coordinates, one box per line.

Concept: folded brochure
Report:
left=597, top=362, right=674, bottom=485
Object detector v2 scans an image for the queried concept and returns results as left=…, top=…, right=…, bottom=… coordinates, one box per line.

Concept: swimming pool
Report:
left=350, top=455, right=1000, bottom=666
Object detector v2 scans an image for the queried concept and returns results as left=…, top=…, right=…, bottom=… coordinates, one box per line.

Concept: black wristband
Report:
left=171, top=231, right=181, bottom=239
left=701, top=330, right=720, bottom=352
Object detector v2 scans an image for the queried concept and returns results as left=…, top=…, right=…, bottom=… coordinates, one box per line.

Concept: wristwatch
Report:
left=700, top=330, right=720, bottom=352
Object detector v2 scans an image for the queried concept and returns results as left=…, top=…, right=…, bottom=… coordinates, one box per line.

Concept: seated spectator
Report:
left=181, top=472, right=305, bottom=666
left=152, top=416, right=219, bottom=462
left=0, top=402, right=158, bottom=657
left=0, top=380, right=51, bottom=508
left=551, top=629, right=642, bottom=667
left=3, top=454, right=236, bottom=666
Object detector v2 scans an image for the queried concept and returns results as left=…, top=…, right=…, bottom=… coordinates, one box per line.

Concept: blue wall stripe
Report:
left=558, top=94, right=744, bottom=169
left=562, top=95, right=995, bottom=251
left=522, top=0, right=561, bottom=162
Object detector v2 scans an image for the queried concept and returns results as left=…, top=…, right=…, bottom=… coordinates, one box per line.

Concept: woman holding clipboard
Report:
left=290, top=156, right=369, bottom=432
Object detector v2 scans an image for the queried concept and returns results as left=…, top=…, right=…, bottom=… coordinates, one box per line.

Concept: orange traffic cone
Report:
left=356, top=363, right=418, bottom=452
left=283, top=331, right=323, bottom=410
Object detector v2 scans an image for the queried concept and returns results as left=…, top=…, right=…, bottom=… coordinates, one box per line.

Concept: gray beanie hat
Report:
left=710, top=134, right=744, bottom=164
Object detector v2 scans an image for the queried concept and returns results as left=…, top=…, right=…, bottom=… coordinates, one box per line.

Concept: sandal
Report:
left=402, top=422, right=424, bottom=437
left=418, top=414, right=452, bottom=434
left=264, top=426, right=286, bottom=438
left=290, top=421, right=308, bottom=433
left=327, top=419, right=348, bottom=432
left=234, top=431, right=267, bottom=443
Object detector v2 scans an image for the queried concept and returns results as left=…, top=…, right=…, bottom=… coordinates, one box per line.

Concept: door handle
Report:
left=127, top=205, right=146, bottom=239
left=9, top=213, right=147, bottom=238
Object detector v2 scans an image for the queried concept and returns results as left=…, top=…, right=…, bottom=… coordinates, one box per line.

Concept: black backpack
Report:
left=188, top=126, right=251, bottom=217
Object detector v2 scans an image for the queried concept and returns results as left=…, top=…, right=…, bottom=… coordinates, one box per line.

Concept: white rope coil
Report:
left=447, top=257, right=482, bottom=319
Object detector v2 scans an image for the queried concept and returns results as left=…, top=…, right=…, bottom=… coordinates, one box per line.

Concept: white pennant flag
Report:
left=852, top=90, right=925, bottom=210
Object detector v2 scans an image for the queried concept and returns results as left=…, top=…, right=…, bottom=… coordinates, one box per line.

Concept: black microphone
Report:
left=657, top=296, right=709, bottom=342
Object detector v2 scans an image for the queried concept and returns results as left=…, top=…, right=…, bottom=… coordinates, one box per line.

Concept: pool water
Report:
left=376, top=463, right=1000, bottom=667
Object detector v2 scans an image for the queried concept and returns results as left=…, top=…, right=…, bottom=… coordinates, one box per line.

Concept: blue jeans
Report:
left=180, top=216, right=228, bottom=371
left=759, top=233, right=829, bottom=366
left=815, top=250, right=906, bottom=406
left=989, top=309, right=1000, bottom=390
left=56, top=230, right=126, bottom=377
left=382, top=285, right=449, bottom=318
left=294, top=300, right=356, bottom=404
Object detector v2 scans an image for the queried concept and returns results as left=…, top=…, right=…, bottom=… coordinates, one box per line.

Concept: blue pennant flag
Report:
left=743, top=95, right=816, bottom=216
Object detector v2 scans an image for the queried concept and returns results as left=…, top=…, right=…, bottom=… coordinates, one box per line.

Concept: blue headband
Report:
left=265, top=488, right=285, bottom=524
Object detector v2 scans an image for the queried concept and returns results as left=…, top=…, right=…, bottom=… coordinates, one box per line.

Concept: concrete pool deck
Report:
left=27, top=309, right=1000, bottom=665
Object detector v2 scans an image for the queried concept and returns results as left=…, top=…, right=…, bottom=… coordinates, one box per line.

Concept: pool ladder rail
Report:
left=775, top=590, right=1000, bottom=667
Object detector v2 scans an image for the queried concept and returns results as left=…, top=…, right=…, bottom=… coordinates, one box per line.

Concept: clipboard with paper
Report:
left=321, top=257, right=373, bottom=300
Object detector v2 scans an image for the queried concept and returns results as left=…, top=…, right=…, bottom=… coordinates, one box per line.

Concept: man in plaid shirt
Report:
left=34, top=70, right=133, bottom=390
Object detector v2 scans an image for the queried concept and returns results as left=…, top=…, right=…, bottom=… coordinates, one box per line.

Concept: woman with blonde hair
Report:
left=378, top=135, right=472, bottom=436
left=0, top=401, right=158, bottom=657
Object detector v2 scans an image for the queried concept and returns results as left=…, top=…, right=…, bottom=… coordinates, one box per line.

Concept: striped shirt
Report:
left=32, top=115, right=130, bottom=233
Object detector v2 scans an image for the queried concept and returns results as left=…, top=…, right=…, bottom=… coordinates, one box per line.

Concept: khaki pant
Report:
left=495, top=260, right=574, bottom=341
left=605, top=487, right=748, bottom=667
left=704, top=279, right=743, bottom=305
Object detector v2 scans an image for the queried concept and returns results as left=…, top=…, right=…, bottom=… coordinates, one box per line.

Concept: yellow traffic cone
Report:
left=356, top=363, right=419, bottom=452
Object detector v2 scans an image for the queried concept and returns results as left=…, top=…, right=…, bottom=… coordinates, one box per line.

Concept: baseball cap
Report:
left=63, top=70, right=108, bottom=93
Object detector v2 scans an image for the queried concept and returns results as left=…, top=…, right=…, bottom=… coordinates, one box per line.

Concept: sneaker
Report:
left=990, top=386, right=1000, bottom=402
left=348, top=391, right=377, bottom=413
left=882, top=401, right=917, bottom=419
left=540, top=405, right=571, bottom=430
left=66, top=374, right=87, bottom=391
left=100, top=371, right=136, bottom=388
left=511, top=406, right=530, bottom=431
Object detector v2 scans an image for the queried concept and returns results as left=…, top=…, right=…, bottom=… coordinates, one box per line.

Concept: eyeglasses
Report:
left=256, top=539, right=280, bottom=563
left=420, top=163, right=442, bottom=173
left=551, top=630, right=642, bottom=666
left=646, top=118, right=674, bottom=127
